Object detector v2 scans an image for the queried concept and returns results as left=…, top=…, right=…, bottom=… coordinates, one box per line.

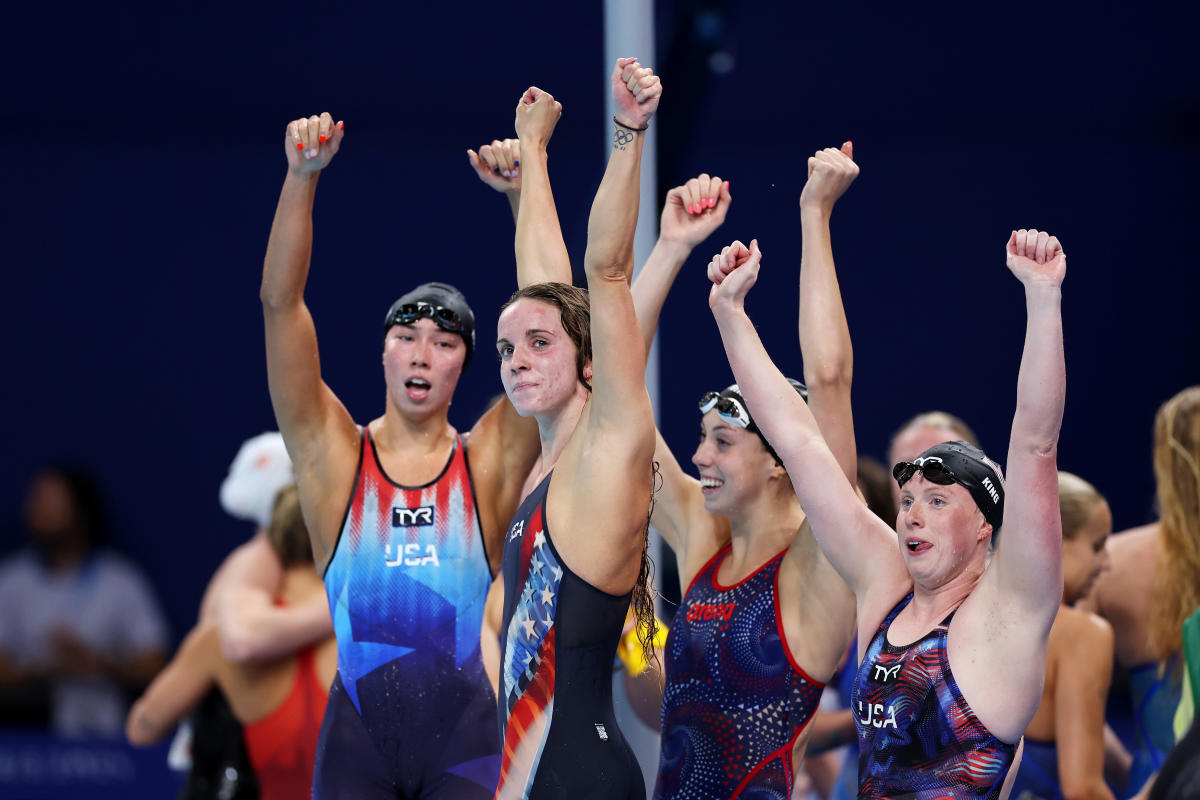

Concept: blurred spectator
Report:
left=0, top=466, right=169, bottom=737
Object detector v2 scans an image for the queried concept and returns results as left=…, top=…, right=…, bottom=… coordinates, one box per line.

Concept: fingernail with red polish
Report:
left=296, top=142, right=304, bottom=150
left=319, top=135, right=327, bottom=143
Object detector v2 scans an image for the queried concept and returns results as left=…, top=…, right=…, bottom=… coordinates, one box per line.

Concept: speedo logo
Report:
left=980, top=476, right=1000, bottom=504
left=385, top=543, right=440, bottom=567
left=686, top=602, right=735, bottom=621
left=392, top=506, right=434, bottom=527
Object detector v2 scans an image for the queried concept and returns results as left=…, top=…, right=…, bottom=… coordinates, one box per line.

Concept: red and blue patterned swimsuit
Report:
left=852, top=593, right=1017, bottom=800
left=495, top=471, right=643, bottom=799
left=654, top=545, right=824, bottom=800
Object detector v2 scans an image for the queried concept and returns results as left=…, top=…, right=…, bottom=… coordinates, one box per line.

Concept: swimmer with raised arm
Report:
left=706, top=229, right=1068, bottom=799
left=260, top=112, right=540, bottom=799
left=492, top=59, right=662, bottom=799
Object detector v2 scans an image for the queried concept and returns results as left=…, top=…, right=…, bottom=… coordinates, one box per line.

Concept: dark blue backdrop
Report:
left=5, top=1, right=1197, bottom=641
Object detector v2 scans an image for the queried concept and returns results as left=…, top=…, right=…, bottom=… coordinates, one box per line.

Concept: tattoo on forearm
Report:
left=613, top=128, right=634, bottom=151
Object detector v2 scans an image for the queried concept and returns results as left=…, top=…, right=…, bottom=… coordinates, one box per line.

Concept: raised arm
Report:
left=260, top=113, right=359, bottom=567
left=707, top=240, right=895, bottom=595
left=798, top=143, right=858, bottom=483
left=513, top=89, right=572, bottom=287
left=986, top=230, right=1067, bottom=621
left=468, top=137, right=522, bottom=223
left=632, top=174, right=731, bottom=356
left=556, top=59, right=662, bottom=594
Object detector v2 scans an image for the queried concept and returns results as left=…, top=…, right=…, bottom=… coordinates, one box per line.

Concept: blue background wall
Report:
left=5, top=1, right=1197, bottom=642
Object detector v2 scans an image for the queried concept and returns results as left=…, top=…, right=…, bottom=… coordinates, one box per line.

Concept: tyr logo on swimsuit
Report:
left=870, top=662, right=902, bottom=684
left=392, top=506, right=435, bottom=527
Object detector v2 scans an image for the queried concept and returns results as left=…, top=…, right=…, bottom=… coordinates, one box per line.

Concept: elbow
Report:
left=218, top=622, right=261, bottom=664
left=803, top=358, right=852, bottom=394
left=125, top=703, right=160, bottom=747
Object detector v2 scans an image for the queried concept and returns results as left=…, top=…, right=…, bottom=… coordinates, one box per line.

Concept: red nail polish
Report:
left=319, top=135, right=327, bottom=143
left=296, top=142, right=304, bottom=150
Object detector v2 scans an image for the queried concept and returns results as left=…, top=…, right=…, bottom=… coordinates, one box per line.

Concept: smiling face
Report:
left=896, top=474, right=991, bottom=588
left=496, top=297, right=589, bottom=418
left=1062, top=499, right=1112, bottom=604
left=382, top=318, right=466, bottom=419
left=690, top=410, right=779, bottom=518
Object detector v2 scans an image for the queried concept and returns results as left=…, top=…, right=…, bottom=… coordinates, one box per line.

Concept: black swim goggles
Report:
left=384, top=301, right=465, bottom=333
left=892, top=457, right=959, bottom=489
left=699, top=391, right=751, bottom=429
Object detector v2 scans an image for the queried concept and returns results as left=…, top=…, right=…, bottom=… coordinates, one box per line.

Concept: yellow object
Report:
left=617, top=614, right=669, bottom=677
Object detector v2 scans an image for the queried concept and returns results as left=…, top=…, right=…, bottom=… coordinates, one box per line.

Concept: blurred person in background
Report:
left=1082, top=386, right=1200, bottom=797
left=128, top=485, right=336, bottom=800
left=0, top=466, right=169, bottom=737
left=1008, top=471, right=1116, bottom=800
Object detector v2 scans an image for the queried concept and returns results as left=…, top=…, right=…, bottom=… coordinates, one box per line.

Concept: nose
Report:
left=691, top=440, right=712, bottom=468
left=410, top=339, right=432, bottom=367
left=903, top=502, right=923, bottom=529
left=508, top=343, right=530, bottom=372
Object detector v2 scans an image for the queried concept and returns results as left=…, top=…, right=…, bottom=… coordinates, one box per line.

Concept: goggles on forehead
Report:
left=892, top=458, right=959, bottom=489
left=385, top=301, right=465, bottom=334
left=699, top=391, right=751, bottom=429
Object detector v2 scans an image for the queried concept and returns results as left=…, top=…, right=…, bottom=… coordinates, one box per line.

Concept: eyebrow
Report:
left=497, top=328, right=555, bottom=345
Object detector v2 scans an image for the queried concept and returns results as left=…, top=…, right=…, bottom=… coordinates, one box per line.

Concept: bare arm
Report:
left=1056, top=616, right=1117, bottom=800
left=631, top=174, right=731, bottom=355
left=512, top=89, right=572, bottom=287
left=126, top=625, right=218, bottom=746
left=467, top=394, right=542, bottom=571
left=217, top=585, right=332, bottom=663
left=707, top=240, right=898, bottom=596
left=579, top=60, right=661, bottom=435
left=987, top=231, right=1067, bottom=624
left=260, top=113, right=360, bottom=567
left=467, top=137, right=522, bottom=223
left=798, top=143, right=858, bottom=483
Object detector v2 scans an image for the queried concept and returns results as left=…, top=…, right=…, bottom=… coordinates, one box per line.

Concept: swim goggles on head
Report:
left=699, top=391, right=751, bottom=429
left=385, top=301, right=465, bottom=333
left=892, top=457, right=959, bottom=489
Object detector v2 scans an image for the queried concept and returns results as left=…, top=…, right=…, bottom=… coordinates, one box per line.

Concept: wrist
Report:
left=652, top=237, right=693, bottom=261
left=614, top=116, right=649, bottom=132
left=285, top=167, right=321, bottom=184
left=799, top=203, right=832, bottom=223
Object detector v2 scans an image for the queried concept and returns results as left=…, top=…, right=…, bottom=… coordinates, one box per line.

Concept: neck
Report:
left=726, top=485, right=805, bottom=566
left=379, top=397, right=455, bottom=453
left=909, top=557, right=985, bottom=619
left=40, top=540, right=88, bottom=573
left=531, top=387, right=589, bottom=482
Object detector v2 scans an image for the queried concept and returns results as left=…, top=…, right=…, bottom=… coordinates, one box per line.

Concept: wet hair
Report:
left=630, top=463, right=663, bottom=669
left=1057, top=471, right=1105, bottom=541
left=500, top=283, right=592, bottom=391
left=264, top=486, right=312, bottom=569
left=888, top=411, right=980, bottom=462
left=1149, top=386, right=1200, bottom=660
left=35, top=466, right=110, bottom=551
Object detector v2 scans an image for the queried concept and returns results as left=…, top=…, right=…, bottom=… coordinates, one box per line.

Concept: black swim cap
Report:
left=383, top=282, right=476, bottom=368
left=700, top=379, right=808, bottom=464
left=894, top=440, right=1005, bottom=530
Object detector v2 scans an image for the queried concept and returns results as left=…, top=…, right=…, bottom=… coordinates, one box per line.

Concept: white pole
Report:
left=604, top=2, right=662, bottom=793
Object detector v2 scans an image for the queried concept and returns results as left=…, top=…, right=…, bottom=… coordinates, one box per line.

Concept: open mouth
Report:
left=700, top=477, right=724, bottom=494
left=905, top=538, right=932, bottom=554
left=405, top=378, right=431, bottom=400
